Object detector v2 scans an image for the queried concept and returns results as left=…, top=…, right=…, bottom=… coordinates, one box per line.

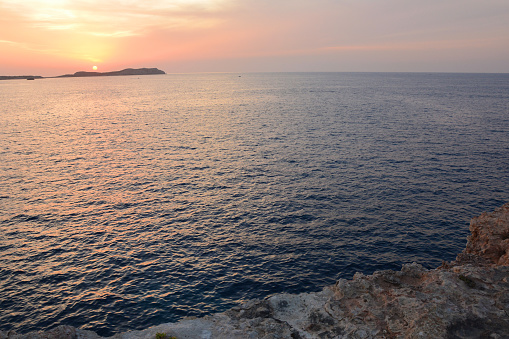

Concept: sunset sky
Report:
left=1, top=0, right=509, bottom=76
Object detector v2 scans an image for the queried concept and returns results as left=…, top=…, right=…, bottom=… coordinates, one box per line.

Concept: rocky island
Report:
left=56, top=68, right=166, bottom=78
left=2, top=203, right=508, bottom=338
left=0, top=68, right=165, bottom=80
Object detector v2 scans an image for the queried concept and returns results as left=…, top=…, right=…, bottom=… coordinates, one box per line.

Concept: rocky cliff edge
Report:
left=2, top=203, right=509, bottom=339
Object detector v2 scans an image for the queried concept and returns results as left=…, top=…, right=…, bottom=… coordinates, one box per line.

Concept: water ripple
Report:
left=1, top=73, right=508, bottom=336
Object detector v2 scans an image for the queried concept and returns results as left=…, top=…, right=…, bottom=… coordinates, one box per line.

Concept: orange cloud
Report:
left=0, top=0, right=233, bottom=73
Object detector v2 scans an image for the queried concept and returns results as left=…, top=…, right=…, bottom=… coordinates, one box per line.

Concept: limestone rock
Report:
left=461, top=202, right=509, bottom=266
left=0, top=325, right=76, bottom=339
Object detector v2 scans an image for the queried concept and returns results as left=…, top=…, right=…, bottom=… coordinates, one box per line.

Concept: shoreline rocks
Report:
left=3, top=203, right=509, bottom=338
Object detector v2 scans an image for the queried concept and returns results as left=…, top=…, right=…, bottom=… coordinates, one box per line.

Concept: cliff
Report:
left=2, top=203, right=509, bottom=338
left=57, top=68, right=165, bottom=78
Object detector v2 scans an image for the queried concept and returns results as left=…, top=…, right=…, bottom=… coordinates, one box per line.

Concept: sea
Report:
left=1, top=72, right=508, bottom=336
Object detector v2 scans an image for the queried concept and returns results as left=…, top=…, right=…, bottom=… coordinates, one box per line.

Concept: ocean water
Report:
left=1, top=72, right=508, bottom=335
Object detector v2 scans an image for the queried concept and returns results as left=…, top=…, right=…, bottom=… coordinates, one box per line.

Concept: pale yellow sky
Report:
left=1, top=0, right=508, bottom=75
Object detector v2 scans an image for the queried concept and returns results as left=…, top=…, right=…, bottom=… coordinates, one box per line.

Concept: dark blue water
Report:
left=1, top=72, right=508, bottom=335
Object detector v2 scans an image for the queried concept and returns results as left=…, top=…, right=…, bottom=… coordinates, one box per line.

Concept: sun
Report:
left=92, top=65, right=98, bottom=70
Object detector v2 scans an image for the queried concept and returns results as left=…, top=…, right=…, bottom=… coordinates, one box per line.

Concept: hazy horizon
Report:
left=1, top=0, right=509, bottom=76
left=3, top=69, right=509, bottom=78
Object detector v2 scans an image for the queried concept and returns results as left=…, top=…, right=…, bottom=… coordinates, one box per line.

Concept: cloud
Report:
left=0, top=39, right=19, bottom=46
left=323, top=38, right=502, bottom=53
left=1, top=0, right=231, bottom=37
left=0, top=37, right=58, bottom=54
left=1, top=0, right=508, bottom=73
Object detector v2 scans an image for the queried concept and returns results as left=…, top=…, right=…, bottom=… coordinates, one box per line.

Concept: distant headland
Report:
left=0, top=75, right=44, bottom=81
left=56, top=67, right=166, bottom=78
left=0, top=68, right=165, bottom=80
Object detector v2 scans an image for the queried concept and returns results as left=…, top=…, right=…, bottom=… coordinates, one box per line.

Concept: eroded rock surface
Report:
left=0, top=325, right=77, bottom=339
left=3, top=203, right=509, bottom=339
left=461, top=202, right=509, bottom=266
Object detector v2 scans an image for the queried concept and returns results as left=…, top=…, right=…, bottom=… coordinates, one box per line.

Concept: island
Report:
left=56, top=68, right=166, bottom=78
left=2, top=202, right=509, bottom=338
left=0, top=68, right=165, bottom=80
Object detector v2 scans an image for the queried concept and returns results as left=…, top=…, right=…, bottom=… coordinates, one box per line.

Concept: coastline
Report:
left=2, top=203, right=508, bottom=338
left=0, top=75, right=44, bottom=81
left=0, top=68, right=165, bottom=80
